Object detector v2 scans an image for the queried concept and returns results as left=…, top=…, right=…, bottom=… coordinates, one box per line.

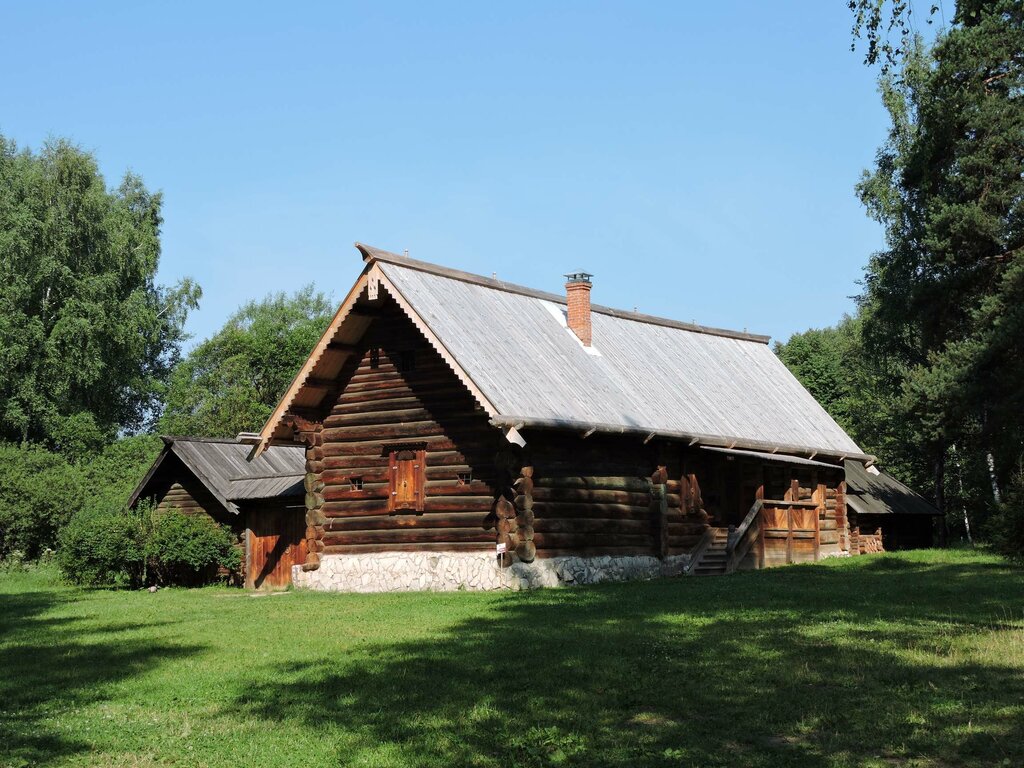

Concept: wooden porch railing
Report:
left=758, top=499, right=820, bottom=567
left=683, top=526, right=718, bottom=575
left=724, top=499, right=762, bottom=574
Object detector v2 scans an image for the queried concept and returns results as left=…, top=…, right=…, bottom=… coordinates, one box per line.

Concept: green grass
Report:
left=1, top=550, right=1022, bottom=768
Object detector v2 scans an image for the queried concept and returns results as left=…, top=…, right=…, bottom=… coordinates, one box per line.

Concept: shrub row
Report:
left=58, top=505, right=241, bottom=588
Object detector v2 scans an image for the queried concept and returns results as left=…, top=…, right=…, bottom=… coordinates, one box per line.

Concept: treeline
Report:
left=0, top=136, right=332, bottom=574
left=779, top=0, right=1024, bottom=554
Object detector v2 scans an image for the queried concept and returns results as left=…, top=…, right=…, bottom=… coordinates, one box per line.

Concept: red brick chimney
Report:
left=564, top=271, right=593, bottom=346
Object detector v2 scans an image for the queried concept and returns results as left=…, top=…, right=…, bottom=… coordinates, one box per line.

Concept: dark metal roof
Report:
left=845, top=460, right=941, bottom=517
left=128, top=437, right=305, bottom=514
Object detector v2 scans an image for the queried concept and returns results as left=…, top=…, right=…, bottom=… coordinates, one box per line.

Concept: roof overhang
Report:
left=490, top=415, right=876, bottom=465
left=252, top=247, right=500, bottom=457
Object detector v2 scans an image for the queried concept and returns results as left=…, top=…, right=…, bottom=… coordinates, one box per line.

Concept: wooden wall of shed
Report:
left=857, top=513, right=935, bottom=551
left=301, top=305, right=501, bottom=558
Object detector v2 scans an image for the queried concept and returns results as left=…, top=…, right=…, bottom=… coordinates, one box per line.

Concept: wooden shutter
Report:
left=388, top=449, right=426, bottom=513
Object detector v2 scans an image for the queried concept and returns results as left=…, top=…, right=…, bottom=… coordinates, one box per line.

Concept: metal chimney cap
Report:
left=564, top=271, right=593, bottom=283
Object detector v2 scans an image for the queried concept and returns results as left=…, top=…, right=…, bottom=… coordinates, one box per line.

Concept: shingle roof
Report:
left=257, top=245, right=871, bottom=462
left=845, top=460, right=941, bottom=517
left=129, top=437, right=305, bottom=514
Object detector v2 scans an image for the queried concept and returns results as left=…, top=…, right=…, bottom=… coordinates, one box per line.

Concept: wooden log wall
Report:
left=156, top=481, right=220, bottom=519
left=518, top=437, right=711, bottom=559
left=300, top=420, right=326, bottom=571
left=305, top=308, right=500, bottom=557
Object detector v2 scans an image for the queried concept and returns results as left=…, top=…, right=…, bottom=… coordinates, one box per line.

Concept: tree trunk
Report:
left=935, top=448, right=948, bottom=547
left=986, top=452, right=1002, bottom=506
left=951, top=444, right=973, bottom=545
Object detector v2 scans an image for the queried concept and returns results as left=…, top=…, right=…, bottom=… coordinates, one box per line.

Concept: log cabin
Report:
left=242, top=243, right=883, bottom=591
left=128, top=436, right=307, bottom=588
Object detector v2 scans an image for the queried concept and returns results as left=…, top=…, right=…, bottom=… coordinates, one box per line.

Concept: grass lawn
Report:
left=1, top=550, right=1022, bottom=768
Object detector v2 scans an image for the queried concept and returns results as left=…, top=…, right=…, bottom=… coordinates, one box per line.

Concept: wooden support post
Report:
left=651, top=482, right=669, bottom=560
left=813, top=479, right=825, bottom=562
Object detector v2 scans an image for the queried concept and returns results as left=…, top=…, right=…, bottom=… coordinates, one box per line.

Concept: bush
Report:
left=145, top=511, right=240, bottom=586
left=57, top=504, right=148, bottom=587
left=0, top=443, right=85, bottom=560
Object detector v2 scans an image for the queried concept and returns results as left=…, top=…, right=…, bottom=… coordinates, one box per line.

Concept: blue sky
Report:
left=1, top=2, right=892, bottom=346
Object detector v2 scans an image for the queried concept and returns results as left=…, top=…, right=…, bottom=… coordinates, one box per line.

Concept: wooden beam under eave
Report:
left=326, top=341, right=361, bottom=353
left=348, top=307, right=388, bottom=319
left=304, top=377, right=339, bottom=390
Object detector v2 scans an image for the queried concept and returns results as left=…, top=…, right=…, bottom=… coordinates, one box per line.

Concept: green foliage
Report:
left=0, top=443, right=84, bottom=560
left=159, top=285, right=333, bottom=438
left=838, top=1, right=1024, bottom=537
left=0, top=434, right=162, bottom=563
left=76, top=434, right=163, bottom=514
left=989, top=468, right=1024, bottom=558
left=774, top=317, right=858, bottom=432
left=56, top=503, right=149, bottom=588
left=848, top=0, right=943, bottom=71
left=145, top=511, right=240, bottom=586
left=0, top=136, right=200, bottom=450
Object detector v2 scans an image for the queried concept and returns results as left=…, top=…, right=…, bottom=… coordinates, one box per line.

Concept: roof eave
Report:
left=491, top=415, right=875, bottom=465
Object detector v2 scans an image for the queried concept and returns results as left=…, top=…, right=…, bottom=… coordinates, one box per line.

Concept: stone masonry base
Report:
left=292, top=551, right=693, bottom=592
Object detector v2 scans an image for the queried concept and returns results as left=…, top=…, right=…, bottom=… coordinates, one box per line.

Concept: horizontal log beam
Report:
left=531, top=488, right=653, bottom=506
left=322, top=542, right=492, bottom=554
left=533, top=476, right=652, bottom=493
left=532, top=532, right=654, bottom=549
left=531, top=501, right=653, bottom=520
left=322, top=527, right=493, bottom=546
left=324, top=511, right=486, bottom=532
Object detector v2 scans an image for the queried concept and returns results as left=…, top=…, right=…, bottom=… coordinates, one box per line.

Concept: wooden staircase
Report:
left=690, top=527, right=730, bottom=576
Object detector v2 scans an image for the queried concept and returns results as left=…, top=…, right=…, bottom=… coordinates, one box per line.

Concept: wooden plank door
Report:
left=247, top=507, right=306, bottom=589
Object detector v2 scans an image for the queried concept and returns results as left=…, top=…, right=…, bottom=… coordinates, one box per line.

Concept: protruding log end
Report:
left=495, top=496, right=517, bottom=519
left=302, top=553, right=321, bottom=571
left=517, top=540, right=536, bottom=562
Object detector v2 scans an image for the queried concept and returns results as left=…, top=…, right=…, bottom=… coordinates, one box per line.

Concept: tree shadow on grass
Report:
left=233, top=555, right=1024, bottom=767
left=0, top=587, right=205, bottom=767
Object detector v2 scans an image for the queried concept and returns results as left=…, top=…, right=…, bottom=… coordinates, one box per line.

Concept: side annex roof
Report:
left=844, top=460, right=941, bottom=517
left=128, top=436, right=305, bottom=514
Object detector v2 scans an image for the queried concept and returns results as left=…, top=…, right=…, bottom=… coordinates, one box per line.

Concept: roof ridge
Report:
left=355, top=242, right=771, bottom=344
left=161, top=435, right=241, bottom=444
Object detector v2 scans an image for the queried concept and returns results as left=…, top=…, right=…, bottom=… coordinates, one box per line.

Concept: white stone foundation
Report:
left=292, top=551, right=692, bottom=593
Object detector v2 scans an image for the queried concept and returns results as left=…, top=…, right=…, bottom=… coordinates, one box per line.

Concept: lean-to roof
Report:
left=845, top=460, right=941, bottom=517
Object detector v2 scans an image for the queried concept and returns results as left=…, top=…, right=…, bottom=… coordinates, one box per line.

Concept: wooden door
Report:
left=247, top=507, right=307, bottom=589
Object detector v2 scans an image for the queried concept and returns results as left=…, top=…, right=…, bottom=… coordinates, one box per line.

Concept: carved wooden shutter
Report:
left=388, top=449, right=426, bottom=513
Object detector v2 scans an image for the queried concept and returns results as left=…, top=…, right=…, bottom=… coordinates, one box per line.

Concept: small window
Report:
left=370, top=348, right=380, bottom=369
left=349, top=476, right=363, bottom=491
left=457, top=471, right=472, bottom=486
left=398, top=350, right=416, bottom=373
